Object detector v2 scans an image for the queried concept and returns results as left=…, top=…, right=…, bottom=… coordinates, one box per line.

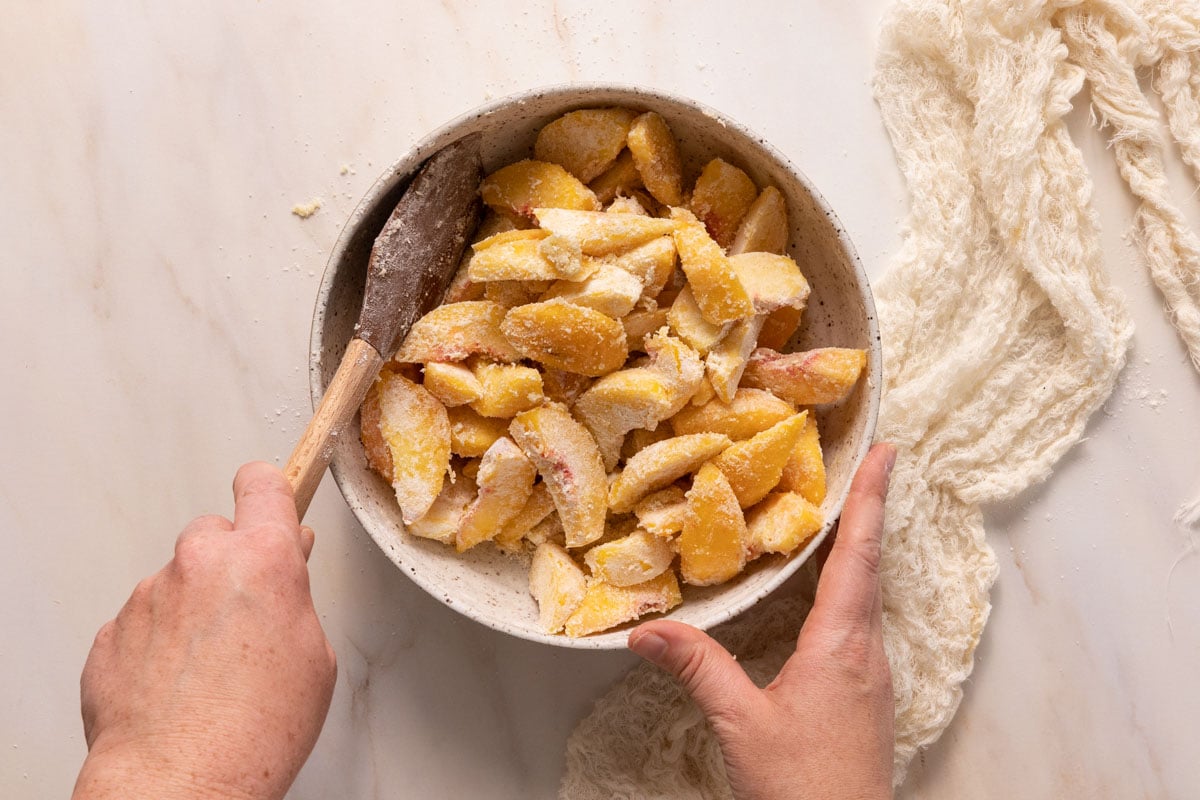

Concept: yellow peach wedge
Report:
left=626, top=112, right=684, bottom=206
left=728, top=252, right=810, bottom=313
left=711, top=412, right=808, bottom=508
left=642, top=329, right=706, bottom=411
left=633, top=486, right=689, bottom=538
left=757, top=305, right=804, bottom=351
left=616, top=236, right=677, bottom=300
left=671, top=388, right=796, bottom=441
left=608, top=432, right=732, bottom=513
left=563, top=571, right=682, bottom=637
left=532, top=208, right=678, bottom=257
left=670, top=208, right=755, bottom=325
left=394, top=301, right=520, bottom=363
left=745, top=492, right=823, bottom=558
left=689, top=158, right=759, bottom=248
left=741, top=348, right=868, bottom=405
left=729, top=186, right=789, bottom=256
left=456, top=436, right=537, bottom=552
left=493, top=483, right=556, bottom=554
left=540, top=263, right=644, bottom=318
left=407, top=466, right=477, bottom=545
left=529, top=542, right=588, bottom=634
left=468, top=362, right=544, bottom=419
left=359, top=380, right=392, bottom=479
left=584, top=529, right=676, bottom=587
left=375, top=370, right=452, bottom=524
left=706, top=315, right=766, bottom=404
left=622, top=308, right=669, bottom=352
left=574, top=368, right=675, bottom=470
left=446, top=405, right=509, bottom=458
left=590, top=149, right=644, bottom=205
left=500, top=300, right=628, bottom=377
left=667, top=285, right=731, bottom=355
left=538, top=234, right=601, bottom=282
left=777, top=412, right=826, bottom=506
left=680, top=462, right=748, bottom=586
left=533, top=107, right=637, bottom=183
left=621, top=426, right=674, bottom=461
left=509, top=404, right=608, bottom=548
left=468, top=234, right=564, bottom=283
left=422, top=362, right=483, bottom=407
left=479, top=159, right=599, bottom=222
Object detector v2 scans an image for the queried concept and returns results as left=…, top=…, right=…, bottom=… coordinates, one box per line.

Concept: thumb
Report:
left=629, top=620, right=759, bottom=723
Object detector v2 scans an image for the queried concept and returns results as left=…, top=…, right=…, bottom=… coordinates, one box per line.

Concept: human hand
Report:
left=74, top=462, right=337, bottom=800
left=628, top=443, right=896, bottom=800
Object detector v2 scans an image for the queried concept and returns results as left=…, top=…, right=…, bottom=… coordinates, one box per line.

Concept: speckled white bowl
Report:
left=310, top=85, right=880, bottom=649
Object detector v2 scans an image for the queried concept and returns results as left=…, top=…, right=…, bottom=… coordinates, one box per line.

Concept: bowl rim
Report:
left=309, top=82, right=882, bottom=649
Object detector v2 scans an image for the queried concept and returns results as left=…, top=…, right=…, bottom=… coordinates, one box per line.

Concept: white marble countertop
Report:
left=4, top=2, right=1199, bottom=797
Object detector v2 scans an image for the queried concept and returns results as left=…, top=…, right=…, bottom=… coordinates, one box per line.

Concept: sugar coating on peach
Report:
left=500, top=300, right=628, bottom=377
left=539, top=262, right=644, bottom=318
left=690, top=158, right=759, bottom=249
left=680, top=462, right=748, bottom=586
left=671, top=387, right=796, bottom=441
left=480, top=159, right=599, bottom=222
left=509, top=404, right=608, bottom=548
left=406, top=465, right=477, bottom=545
left=468, top=236, right=564, bottom=282
left=563, top=570, right=683, bottom=637
left=529, top=542, right=589, bottom=634
left=777, top=413, right=826, bottom=506
left=642, top=329, right=706, bottom=412
left=456, top=436, right=537, bottom=552
left=394, top=301, right=520, bottom=363
left=534, top=107, right=637, bottom=183
left=590, top=149, right=644, bottom=205
left=468, top=362, right=544, bottom=418
left=633, top=486, right=689, bottom=537
left=626, top=112, right=684, bottom=207
left=711, top=412, right=808, bottom=508
left=728, top=252, right=810, bottom=314
left=483, top=279, right=552, bottom=309
left=447, top=405, right=509, bottom=457
left=573, top=368, right=674, bottom=470
left=584, top=529, right=676, bottom=587
left=706, top=315, right=766, bottom=404
left=670, top=208, right=755, bottom=325
left=493, top=483, right=556, bottom=554
left=526, top=512, right=566, bottom=547
left=533, top=208, right=679, bottom=257
left=422, top=362, right=483, bottom=407
left=616, top=236, right=677, bottom=300
left=730, top=185, right=789, bottom=256
left=621, top=426, right=674, bottom=461
left=741, top=348, right=868, bottom=405
left=667, top=285, right=731, bottom=355
left=375, top=370, right=452, bottom=524
left=603, top=189, right=650, bottom=216
left=608, top=432, right=733, bottom=513
left=746, top=491, right=823, bottom=558
left=622, top=308, right=670, bottom=352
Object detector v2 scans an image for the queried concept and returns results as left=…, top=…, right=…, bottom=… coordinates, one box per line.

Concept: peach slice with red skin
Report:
left=455, top=436, right=537, bottom=552
left=741, top=348, right=868, bottom=405
left=394, top=301, right=520, bottom=363
left=374, top=370, right=452, bottom=524
left=690, top=158, right=759, bottom=249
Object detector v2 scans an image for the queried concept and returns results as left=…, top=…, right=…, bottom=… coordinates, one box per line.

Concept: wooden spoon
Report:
left=284, top=134, right=483, bottom=518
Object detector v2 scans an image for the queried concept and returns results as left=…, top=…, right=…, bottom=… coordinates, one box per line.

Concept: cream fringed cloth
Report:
left=561, top=1, right=1200, bottom=796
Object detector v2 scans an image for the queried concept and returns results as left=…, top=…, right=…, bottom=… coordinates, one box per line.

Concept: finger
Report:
left=299, top=526, right=315, bottom=561
left=808, top=443, right=895, bottom=630
left=233, top=461, right=300, bottom=533
left=628, top=620, right=760, bottom=725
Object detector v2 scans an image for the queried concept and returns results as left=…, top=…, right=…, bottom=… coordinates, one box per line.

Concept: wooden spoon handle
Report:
left=285, top=337, right=384, bottom=520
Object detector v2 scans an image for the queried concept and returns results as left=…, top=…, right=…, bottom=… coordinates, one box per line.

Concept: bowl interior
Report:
left=312, top=85, right=880, bottom=649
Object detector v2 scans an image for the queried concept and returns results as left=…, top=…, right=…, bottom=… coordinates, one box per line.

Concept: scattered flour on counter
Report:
left=291, top=199, right=322, bottom=218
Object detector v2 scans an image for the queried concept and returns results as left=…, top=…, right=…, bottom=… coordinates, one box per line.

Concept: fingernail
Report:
left=629, top=631, right=669, bottom=663
left=884, top=444, right=898, bottom=476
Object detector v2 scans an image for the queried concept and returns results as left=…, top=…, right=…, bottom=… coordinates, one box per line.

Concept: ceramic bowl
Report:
left=309, top=84, right=881, bottom=649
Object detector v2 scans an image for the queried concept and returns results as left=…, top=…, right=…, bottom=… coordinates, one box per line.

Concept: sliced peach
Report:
left=642, top=329, right=706, bottom=411
left=529, top=542, right=589, bottom=634
left=584, top=529, right=675, bottom=587
left=706, top=315, right=765, bottom=403
left=608, top=432, right=732, bottom=513
left=563, top=571, right=682, bottom=637
left=621, top=425, right=674, bottom=461
left=483, top=280, right=553, bottom=309
left=468, top=362, right=544, bottom=418
left=729, top=186, right=789, bottom=256
left=574, top=368, right=675, bottom=470
left=689, top=158, right=759, bottom=248
left=590, top=149, right=644, bottom=205
left=447, top=405, right=509, bottom=457
left=728, top=252, right=810, bottom=313
left=456, top=437, right=537, bottom=552
left=741, top=348, right=867, bottom=405
left=680, top=462, right=747, bottom=586
left=633, top=486, right=689, bottom=537
left=711, top=412, right=807, bottom=508
left=472, top=228, right=552, bottom=251
left=494, top=483, right=556, bottom=554
left=616, top=236, right=676, bottom=300
left=539, top=369, right=592, bottom=406
left=509, top=404, right=608, bottom=548
left=671, top=208, right=755, bottom=325
left=501, top=300, right=628, bottom=376
left=626, top=112, right=684, bottom=206
left=538, top=234, right=602, bottom=282
left=407, top=466, right=477, bottom=545
left=672, top=388, right=796, bottom=441
left=622, top=308, right=669, bottom=352
left=468, top=236, right=563, bottom=282
left=375, top=371, right=451, bottom=524
left=480, top=159, right=599, bottom=222
left=360, top=380, right=392, bottom=479
left=422, top=362, right=483, bottom=407
left=777, top=413, right=826, bottom=505
left=667, top=285, right=731, bottom=355
left=746, top=492, right=823, bottom=558
left=533, top=208, right=678, bottom=256
left=540, top=263, right=643, bottom=318
left=533, top=108, right=637, bottom=183
left=394, top=301, right=520, bottom=363
left=757, top=305, right=804, bottom=351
